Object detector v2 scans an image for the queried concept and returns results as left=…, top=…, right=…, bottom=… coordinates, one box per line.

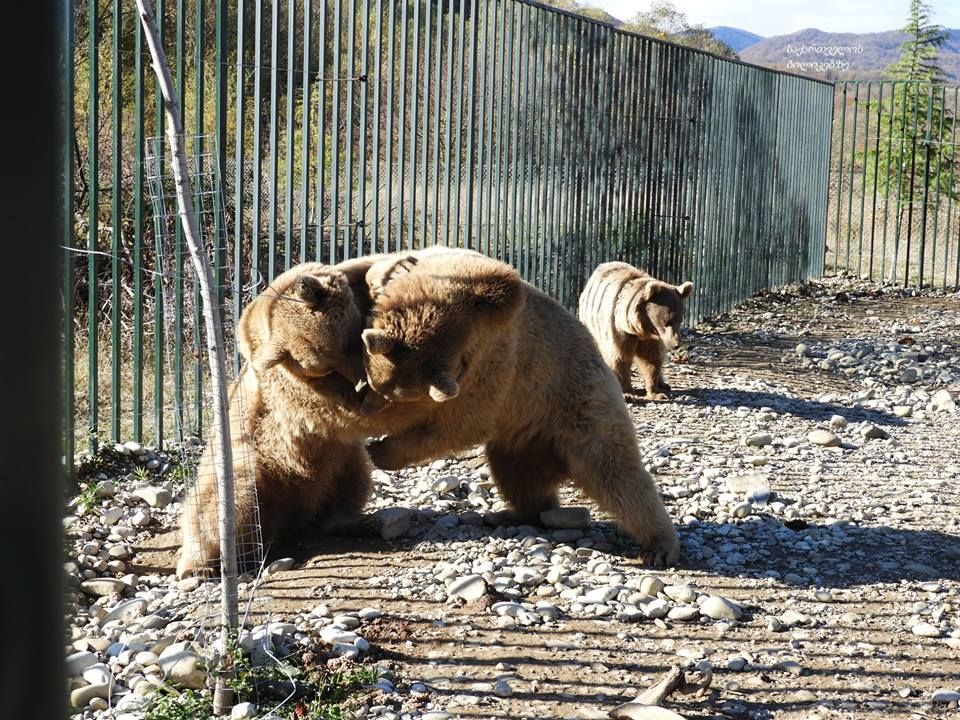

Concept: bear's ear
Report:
left=637, top=280, right=658, bottom=303
left=428, top=373, right=459, bottom=402
left=295, top=274, right=339, bottom=306
left=469, top=268, right=525, bottom=317
left=362, top=328, right=397, bottom=356
left=250, top=340, right=289, bottom=374
left=676, top=281, right=694, bottom=299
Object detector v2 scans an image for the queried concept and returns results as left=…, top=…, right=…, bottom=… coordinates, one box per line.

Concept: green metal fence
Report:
left=829, top=80, right=960, bottom=288
left=63, top=0, right=834, bottom=455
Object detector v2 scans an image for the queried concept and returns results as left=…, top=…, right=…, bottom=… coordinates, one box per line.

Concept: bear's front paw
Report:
left=366, top=438, right=404, bottom=470
left=642, top=532, right=681, bottom=568
left=646, top=391, right=670, bottom=401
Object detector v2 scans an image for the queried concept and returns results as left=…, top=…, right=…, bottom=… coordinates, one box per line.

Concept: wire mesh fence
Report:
left=827, top=80, right=960, bottom=288
left=63, top=0, right=834, bottom=456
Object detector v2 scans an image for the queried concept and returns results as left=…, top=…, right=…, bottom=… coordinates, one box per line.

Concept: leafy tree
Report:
left=620, top=0, right=737, bottom=59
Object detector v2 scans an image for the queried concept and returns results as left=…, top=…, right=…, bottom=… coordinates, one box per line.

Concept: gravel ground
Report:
left=64, top=276, right=960, bottom=720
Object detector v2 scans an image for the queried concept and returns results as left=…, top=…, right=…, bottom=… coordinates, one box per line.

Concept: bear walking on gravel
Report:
left=352, top=249, right=680, bottom=567
left=578, top=261, right=693, bottom=400
left=176, top=264, right=372, bottom=578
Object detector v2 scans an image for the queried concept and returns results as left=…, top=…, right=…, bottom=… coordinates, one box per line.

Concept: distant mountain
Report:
left=709, top=26, right=764, bottom=52
left=739, top=27, right=960, bottom=83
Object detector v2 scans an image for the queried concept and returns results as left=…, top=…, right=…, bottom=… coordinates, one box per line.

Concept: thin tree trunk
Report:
left=134, top=0, right=238, bottom=713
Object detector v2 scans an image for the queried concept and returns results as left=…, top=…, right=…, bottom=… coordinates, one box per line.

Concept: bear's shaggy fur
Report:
left=353, top=249, right=680, bottom=566
left=578, top=261, right=693, bottom=400
left=176, top=264, right=372, bottom=578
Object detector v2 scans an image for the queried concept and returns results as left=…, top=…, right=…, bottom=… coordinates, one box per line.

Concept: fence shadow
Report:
left=664, top=387, right=908, bottom=428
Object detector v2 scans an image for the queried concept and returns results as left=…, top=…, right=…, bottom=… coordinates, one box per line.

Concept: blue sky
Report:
left=591, top=0, right=960, bottom=37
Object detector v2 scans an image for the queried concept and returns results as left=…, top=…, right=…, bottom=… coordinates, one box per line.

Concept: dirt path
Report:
left=135, top=280, right=960, bottom=720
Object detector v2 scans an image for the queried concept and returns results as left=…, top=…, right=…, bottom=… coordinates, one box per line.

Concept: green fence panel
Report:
left=63, top=0, right=834, bottom=451
left=830, top=80, right=960, bottom=288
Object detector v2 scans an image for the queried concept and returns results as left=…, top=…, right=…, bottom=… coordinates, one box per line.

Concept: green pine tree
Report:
left=860, top=0, right=958, bottom=280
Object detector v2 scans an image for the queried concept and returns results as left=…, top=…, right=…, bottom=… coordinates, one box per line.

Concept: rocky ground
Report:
left=64, top=276, right=960, bottom=720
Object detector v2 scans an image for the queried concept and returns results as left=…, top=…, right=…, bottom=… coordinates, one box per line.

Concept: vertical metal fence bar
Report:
left=331, top=0, right=343, bottom=259
left=442, top=0, right=456, bottom=247
left=252, top=0, right=264, bottom=285
left=462, top=0, right=478, bottom=251
left=868, top=82, right=883, bottom=280
left=453, top=1, right=469, bottom=249
left=490, top=0, right=507, bottom=262
left=384, top=0, right=396, bottom=253
left=478, top=0, right=493, bottom=256
left=843, top=82, right=859, bottom=275
left=515, top=4, right=530, bottom=277
left=430, top=0, right=443, bottom=248
left=405, top=0, right=417, bottom=250
left=300, top=0, right=312, bottom=261
left=215, top=0, right=227, bottom=310
left=133, top=8, right=144, bottom=441
left=903, top=82, right=922, bottom=285
left=930, top=85, right=945, bottom=288
left=544, top=11, right=560, bottom=296
left=420, top=0, right=432, bottom=250
left=233, top=0, right=246, bottom=360
left=268, top=0, right=279, bottom=277
left=533, top=9, right=548, bottom=288
left=833, top=82, right=847, bottom=276
left=880, top=82, right=896, bottom=281
left=500, top=2, right=516, bottom=265
left=343, top=0, right=359, bottom=259
left=192, top=0, right=205, bottom=437
left=86, top=0, right=99, bottom=452
left=370, top=0, right=382, bottom=253
left=944, top=87, right=959, bottom=288
left=64, top=1, right=75, bottom=462
left=917, top=85, right=934, bottom=288
left=174, top=0, right=186, bottom=438
left=357, top=0, right=370, bottom=255
left=317, top=2, right=327, bottom=261
left=153, top=0, right=165, bottom=445
left=284, top=0, right=295, bottom=268
left=110, top=0, right=122, bottom=442
left=856, top=82, right=871, bottom=278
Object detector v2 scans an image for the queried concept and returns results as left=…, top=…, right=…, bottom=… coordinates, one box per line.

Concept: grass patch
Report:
left=144, top=645, right=380, bottom=720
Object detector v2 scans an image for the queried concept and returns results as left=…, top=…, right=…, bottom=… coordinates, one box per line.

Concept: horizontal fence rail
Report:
left=63, top=0, right=834, bottom=454
left=829, top=80, right=960, bottom=288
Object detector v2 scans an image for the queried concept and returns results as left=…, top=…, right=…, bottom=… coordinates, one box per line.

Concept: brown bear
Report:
left=577, top=261, right=693, bottom=400
left=350, top=248, right=680, bottom=567
left=176, top=264, right=372, bottom=579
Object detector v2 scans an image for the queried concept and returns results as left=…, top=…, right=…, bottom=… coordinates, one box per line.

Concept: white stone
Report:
left=157, top=642, right=206, bottom=689
left=446, top=574, right=487, bottom=601
left=829, top=414, right=848, bottom=429
left=745, top=433, right=773, bottom=448
left=374, top=507, right=413, bottom=540
left=932, top=689, right=960, bottom=703
left=70, top=683, right=110, bottom=708
left=81, top=578, right=126, bottom=597
left=320, top=627, right=359, bottom=645
left=808, top=430, right=841, bottom=447
left=101, top=506, right=124, bottom=526
left=638, top=575, right=664, bottom=597
left=494, top=679, right=513, bottom=697
left=66, top=651, right=99, bottom=677
left=333, top=614, right=360, bottom=629
left=133, top=487, right=172, bottom=509
left=700, top=595, right=743, bottom=621
left=911, top=622, right=941, bottom=638
left=231, top=701, right=258, bottom=719
left=664, top=584, right=696, bottom=604
left=265, top=557, right=295, bottom=574
left=100, top=598, right=148, bottom=626
left=932, top=389, right=956, bottom=413
left=82, top=663, right=113, bottom=687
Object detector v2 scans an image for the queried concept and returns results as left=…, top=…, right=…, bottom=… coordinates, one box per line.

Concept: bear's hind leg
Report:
left=315, top=444, right=378, bottom=536
left=485, top=439, right=566, bottom=526
left=562, top=430, right=679, bottom=567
